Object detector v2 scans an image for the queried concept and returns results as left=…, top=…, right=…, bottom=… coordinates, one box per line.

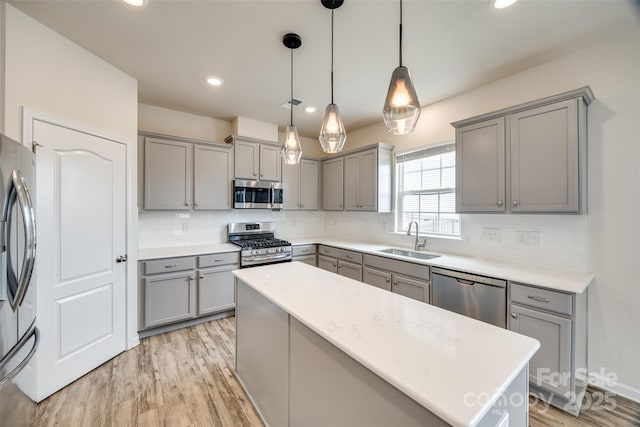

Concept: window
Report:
left=396, top=144, right=460, bottom=236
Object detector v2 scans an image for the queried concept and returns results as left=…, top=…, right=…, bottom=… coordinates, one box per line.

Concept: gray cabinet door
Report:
left=337, top=260, right=362, bottom=282
left=300, top=159, right=319, bottom=210
left=144, top=138, right=192, bottom=210
left=363, top=267, right=392, bottom=292
left=322, top=157, right=344, bottom=210
left=318, top=255, right=338, bottom=274
left=198, top=266, right=236, bottom=316
left=144, top=272, right=195, bottom=328
left=234, top=140, right=259, bottom=179
left=343, top=153, right=360, bottom=210
left=393, top=274, right=430, bottom=303
left=456, top=118, right=506, bottom=213
left=282, top=160, right=300, bottom=210
left=193, top=144, right=232, bottom=210
left=259, top=144, right=281, bottom=181
left=510, top=304, right=572, bottom=397
left=359, top=149, right=378, bottom=211
left=510, top=99, right=579, bottom=212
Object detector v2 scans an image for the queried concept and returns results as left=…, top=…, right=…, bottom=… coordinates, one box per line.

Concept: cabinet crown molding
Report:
left=451, top=86, right=594, bottom=129
left=225, top=134, right=281, bottom=147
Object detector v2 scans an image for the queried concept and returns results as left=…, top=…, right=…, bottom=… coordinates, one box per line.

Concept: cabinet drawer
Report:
left=363, top=254, right=430, bottom=281
left=318, top=245, right=362, bottom=264
left=293, top=255, right=317, bottom=267
left=144, top=257, right=196, bottom=275
left=198, top=252, right=239, bottom=268
left=292, top=244, right=317, bottom=257
left=510, top=283, right=573, bottom=316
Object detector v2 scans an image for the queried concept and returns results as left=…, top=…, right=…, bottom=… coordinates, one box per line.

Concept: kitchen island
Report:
left=233, top=262, right=540, bottom=427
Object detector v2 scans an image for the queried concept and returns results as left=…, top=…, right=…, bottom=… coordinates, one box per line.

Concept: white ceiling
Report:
left=8, top=0, right=640, bottom=138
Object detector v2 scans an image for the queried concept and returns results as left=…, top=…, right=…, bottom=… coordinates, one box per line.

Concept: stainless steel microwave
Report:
left=233, top=180, right=283, bottom=209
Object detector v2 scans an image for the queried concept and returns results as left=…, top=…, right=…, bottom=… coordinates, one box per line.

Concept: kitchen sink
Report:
left=378, top=248, right=440, bottom=260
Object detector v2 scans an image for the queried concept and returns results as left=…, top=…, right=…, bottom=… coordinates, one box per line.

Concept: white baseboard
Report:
left=589, top=372, right=640, bottom=404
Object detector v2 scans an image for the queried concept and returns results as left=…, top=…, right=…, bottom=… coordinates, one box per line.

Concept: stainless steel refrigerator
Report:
left=0, top=134, right=39, bottom=425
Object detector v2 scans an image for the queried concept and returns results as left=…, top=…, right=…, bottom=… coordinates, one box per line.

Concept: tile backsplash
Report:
left=139, top=210, right=589, bottom=272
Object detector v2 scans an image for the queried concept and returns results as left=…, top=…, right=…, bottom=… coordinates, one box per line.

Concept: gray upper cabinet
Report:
left=230, top=135, right=281, bottom=181
left=323, top=144, right=393, bottom=213
left=283, top=158, right=320, bottom=210
left=194, top=145, right=233, bottom=210
left=322, top=157, right=344, bottom=211
left=453, top=87, right=593, bottom=214
left=144, top=137, right=192, bottom=210
left=141, top=134, right=233, bottom=211
left=510, top=100, right=578, bottom=212
left=456, top=118, right=506, bottom=213
left=344, top=147, right=392, bottom=212
left=234, top=139, right=259, bottom=179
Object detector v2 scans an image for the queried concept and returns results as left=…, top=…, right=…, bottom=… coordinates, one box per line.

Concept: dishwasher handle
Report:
left=432, top=267, right=506, bottom=288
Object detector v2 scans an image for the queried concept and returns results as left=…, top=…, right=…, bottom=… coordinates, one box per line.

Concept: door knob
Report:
left=116, top=255, right=128, bottom=263
left=497, top=200, right=503, bottom=207
left=512, top=200, right=519, bottom=207
left=511, top=313, right=518, bottom=319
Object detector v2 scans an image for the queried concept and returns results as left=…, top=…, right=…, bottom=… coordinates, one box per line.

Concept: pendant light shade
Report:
left=319, top=103, right=346, bottom=153
left=383, top=66, right=421, bottom=135
left=383, top=0, right=421, bottom=135
left=319, top=0, right=347, bottom=153
left=282, top=33, right=303, bottom=165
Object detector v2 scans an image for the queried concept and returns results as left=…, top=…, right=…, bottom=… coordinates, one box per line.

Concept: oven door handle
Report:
left=244, top=253, right=291, bottom=263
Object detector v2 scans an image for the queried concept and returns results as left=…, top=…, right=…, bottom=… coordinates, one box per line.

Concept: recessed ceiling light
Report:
left=122, top=0, right=147, bottom=6
left=205, top=76, right=224, bottom=87
left=490, top=0, right=518, bottom=9
left=305, top=106, right=317, bottom=113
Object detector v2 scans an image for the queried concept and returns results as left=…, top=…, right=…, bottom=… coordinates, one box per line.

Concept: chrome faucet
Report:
left=407, top=220, right=427, bottom=252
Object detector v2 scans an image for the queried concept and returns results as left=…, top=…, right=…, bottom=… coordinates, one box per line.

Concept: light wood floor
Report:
left=35, top=316, right=640, bottom=426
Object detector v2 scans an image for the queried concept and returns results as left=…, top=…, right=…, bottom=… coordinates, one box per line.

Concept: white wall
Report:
left=0, top=0, right=6, bottom=134
left=139, top=103, right=231, bottom=142
left=3, top=4, right=140, bottom=351
left=341, top=29, right=640, bottom=400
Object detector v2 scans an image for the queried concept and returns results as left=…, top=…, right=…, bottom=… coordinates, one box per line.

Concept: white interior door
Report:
left=33, top=119, right=127, bottom=401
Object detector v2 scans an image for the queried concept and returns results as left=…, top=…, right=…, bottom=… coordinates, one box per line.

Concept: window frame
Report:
left=395, top=143, right=461, bottom=237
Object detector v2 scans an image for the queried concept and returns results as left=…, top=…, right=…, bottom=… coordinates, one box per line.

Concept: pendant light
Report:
left=319, top=0, right=347, bottom=154
left=282, top=33, right=303, bottom=165
left=382, top=0, right=421, bottom=135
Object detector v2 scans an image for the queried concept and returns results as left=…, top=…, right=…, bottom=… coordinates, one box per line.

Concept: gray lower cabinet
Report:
left=318, top=246, right=363, bottom=281
left=363, top=254, right=431, bottom=303
left=139, top=252, right=238, bottom=334
left=508, top=281, right=587, bottom=414
left=292, top=244, right=317, bottom=267
left=453, top=87, right=593, bottom=214
left=143, top=266, right=196, bottom=329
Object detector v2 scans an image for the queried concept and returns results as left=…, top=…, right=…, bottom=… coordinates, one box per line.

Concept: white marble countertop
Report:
left=137, top=235, right=593, bottom=293
left=234, top=262, right=540, bottom=427
left=138, top=243, right=239, bottom=260
left=287, top=236, right=593, bottom=294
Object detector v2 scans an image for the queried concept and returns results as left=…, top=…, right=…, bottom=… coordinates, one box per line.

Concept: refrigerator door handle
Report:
left=0, top=323, right=39, bottom=388
left=5, top=169, right=37, bottom=311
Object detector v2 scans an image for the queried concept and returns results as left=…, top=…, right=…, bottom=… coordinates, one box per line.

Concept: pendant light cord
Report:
left=399, top=0, right=403, bottom=67
left=290, top=47, right=294, bottom=126
left=331, top=9, right=335, bottom=104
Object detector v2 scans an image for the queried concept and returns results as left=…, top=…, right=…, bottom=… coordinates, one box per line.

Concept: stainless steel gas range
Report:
left=227, top=222, right=292, bottom=267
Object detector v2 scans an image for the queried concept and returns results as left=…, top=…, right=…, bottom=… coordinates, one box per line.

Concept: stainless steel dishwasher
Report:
left=431, top=267, right=507, bottom=328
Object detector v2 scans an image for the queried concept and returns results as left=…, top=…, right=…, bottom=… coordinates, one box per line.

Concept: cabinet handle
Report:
left=511, top=313, right=518, bottom=319
left=512, top=200, right=519, bottom=207
left=253, top=172, right=257, bottom=177
left=184, top=202, right=189, bottom=206
left=189, top=276, right=195, bottom=281
left=346, top=255, right=353, bottom=259
left=300, top=203, right=304, bottom=208
left=339, top=204, right=343, bottom=209
left=260, top=173, right=264, bottom=177
left=333, top=264, right=337, bottom=268
left=497, top=200, right=503, bottom=207
left=214, top=259, right=224, bottom=262
left=301, top=250, right=309, bottom=253
left=393, top=281, right=398, bottom=285
left=528, top=295, right=550, bottom=303
left=199, top=275, right=204, bottom=279
left=164, top=264, right=178, bottom=268
left=385, top=278, right=390, bottom=283
left=194, top=202, right=199, bottom=207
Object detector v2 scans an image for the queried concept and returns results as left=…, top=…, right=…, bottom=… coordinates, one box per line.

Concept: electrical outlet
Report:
left=516, top=231, right=529, bottom=245
left=482, top=228, right=501, bottom=242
